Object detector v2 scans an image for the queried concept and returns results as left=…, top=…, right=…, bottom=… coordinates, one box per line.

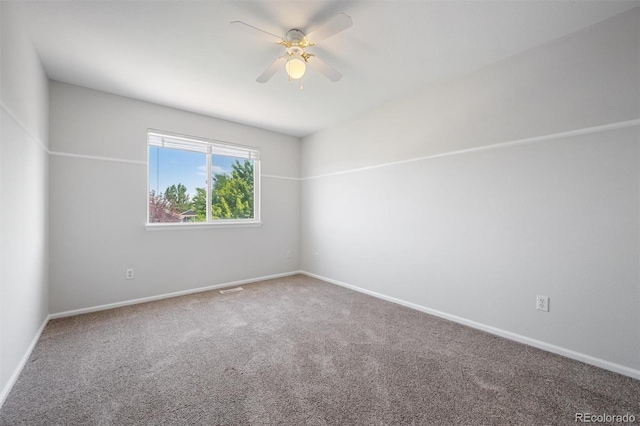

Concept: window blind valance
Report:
left=148, top=130, right=260, bottom=160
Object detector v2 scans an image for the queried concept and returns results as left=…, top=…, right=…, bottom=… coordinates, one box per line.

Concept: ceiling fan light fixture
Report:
left=285, top=55, right=306, bottom=80
left=232, top=13, right=352, bottom=84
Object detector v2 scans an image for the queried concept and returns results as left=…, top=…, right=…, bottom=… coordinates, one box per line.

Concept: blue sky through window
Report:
left=149, top=147, right=239, bottom=197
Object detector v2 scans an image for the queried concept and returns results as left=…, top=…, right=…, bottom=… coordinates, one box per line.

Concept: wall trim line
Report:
left=46, top=154, right=302, bottom=176
left=0, top=315, right=51, bottom=409
left=0, top=102, right=50, bottom=154
left=302, top=118, right=640, bottom=181
left=262, top=174, right=300, bottom=181
left=49, top=150, right=147, bottom=165
left=300, top=271, right=640, bottom=381
left=49, top=270, right=302, bottom=319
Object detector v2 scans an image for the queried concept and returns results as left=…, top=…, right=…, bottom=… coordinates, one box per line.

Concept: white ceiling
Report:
left=14, top=0, right=639, bottom=137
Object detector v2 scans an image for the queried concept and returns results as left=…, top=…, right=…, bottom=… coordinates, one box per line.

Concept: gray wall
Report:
left=301, top=8, right=640, bottom=374
left=49, top=82, right=301, bottom=313
left=2, top=4, right=639, bottom=403
left=0, top=3, right=50, bottom=403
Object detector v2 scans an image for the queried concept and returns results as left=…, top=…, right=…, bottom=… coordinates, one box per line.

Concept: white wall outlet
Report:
left=536, top=295, right=549, bottom=312
left=126, top=268, right=134, bottom=280
left=314, top=252, right=320, bottom=261
left=286, top=250, right=291, bottom=259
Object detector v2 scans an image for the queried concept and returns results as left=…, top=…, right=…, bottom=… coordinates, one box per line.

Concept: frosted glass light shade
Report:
left=285, top=56, right=306, bottom=80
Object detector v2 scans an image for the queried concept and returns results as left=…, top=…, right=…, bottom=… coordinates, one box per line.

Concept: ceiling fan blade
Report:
left=306, top=13, right=353, bottom=43
left=256, top=55, right=287, bottom=83
left=307, top=55, right=342, bottom=82
left=230, top=21, right=283, bottom=43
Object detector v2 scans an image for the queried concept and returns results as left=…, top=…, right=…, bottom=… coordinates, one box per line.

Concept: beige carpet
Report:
left=1, top=274, right=638, bottom=425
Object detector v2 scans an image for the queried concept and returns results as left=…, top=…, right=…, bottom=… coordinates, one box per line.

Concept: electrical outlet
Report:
left=126, top=268, right=134, bottom=280
left=536, top=295, right=549, bottom=312
left=314, top=252, right=320, bottom=261
left=286, top=250, right=291, bottom=259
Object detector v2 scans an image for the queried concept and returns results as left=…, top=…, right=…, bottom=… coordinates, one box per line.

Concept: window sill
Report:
left=145, top=221, right=262, bottom=231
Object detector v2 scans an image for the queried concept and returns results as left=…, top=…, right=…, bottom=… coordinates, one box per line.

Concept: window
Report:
left=147, top=130, right=260, bottom=226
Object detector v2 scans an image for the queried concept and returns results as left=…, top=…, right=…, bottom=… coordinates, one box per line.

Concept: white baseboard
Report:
left=50, top=270, right=303, bottom=319
left=1, top=271, right=303, bottom=409
left=301, top=271, right=640, bottom=381
left=0, top=314, right=52, bottom=409
left=5, top=269, right=634, bottom=412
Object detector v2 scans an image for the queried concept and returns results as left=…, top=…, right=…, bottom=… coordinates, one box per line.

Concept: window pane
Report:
left=149, top=147, right=207, bottom=223
left=210, top=155, right=254, bottom=220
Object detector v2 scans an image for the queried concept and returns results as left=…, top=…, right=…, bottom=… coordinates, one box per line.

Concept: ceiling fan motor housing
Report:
left=286, top=29, right=306, bottom=43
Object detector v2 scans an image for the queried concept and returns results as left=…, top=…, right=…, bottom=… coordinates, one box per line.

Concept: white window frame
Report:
left=145, top=129, right=261, bottom=230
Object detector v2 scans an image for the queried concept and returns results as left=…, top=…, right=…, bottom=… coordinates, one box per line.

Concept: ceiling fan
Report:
left=230, top=13, right=353, bottom=86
